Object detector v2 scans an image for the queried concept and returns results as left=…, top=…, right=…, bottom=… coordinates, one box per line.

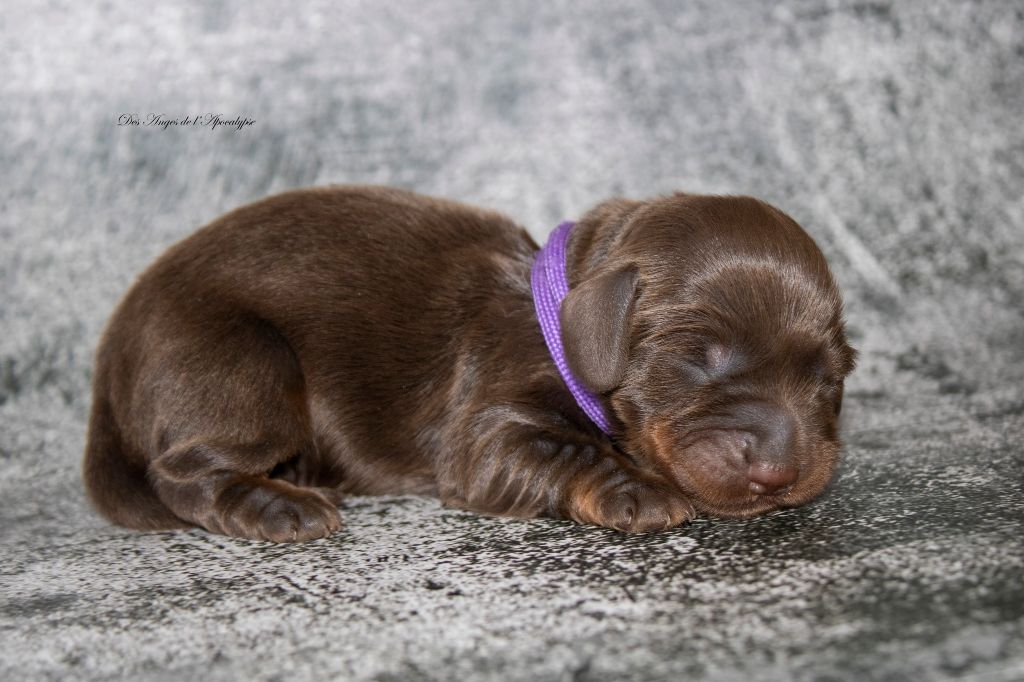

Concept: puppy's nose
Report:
left=747, top=462, right=799, bottom=495
left=731, top=402, right=799, bottom=495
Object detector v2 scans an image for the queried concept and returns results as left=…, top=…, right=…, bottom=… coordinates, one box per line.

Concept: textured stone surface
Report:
left=2, top=1, right=1022, bottom=680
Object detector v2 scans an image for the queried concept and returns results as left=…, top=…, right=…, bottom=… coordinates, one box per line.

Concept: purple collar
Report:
left=531, top=221, right=612, bottom=434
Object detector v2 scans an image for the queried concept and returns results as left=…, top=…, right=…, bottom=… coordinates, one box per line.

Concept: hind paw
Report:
left=213, top=478, right=342, bottom=542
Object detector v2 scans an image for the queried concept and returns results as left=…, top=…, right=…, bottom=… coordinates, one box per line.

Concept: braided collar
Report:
left=530, top=221, right=612, bottom=434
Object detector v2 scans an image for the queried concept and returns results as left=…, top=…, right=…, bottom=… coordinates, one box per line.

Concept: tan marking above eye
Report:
left=705, top=343, right=738, bottom=376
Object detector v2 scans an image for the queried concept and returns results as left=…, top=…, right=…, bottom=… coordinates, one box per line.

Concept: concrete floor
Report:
left=2, top=1, right=1022, bottom=679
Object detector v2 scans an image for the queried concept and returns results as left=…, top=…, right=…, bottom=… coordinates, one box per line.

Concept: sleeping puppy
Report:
left=83, top=186, right=856, bottom=541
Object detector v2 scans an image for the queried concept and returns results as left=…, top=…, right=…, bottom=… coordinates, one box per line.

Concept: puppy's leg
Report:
left=440, top=421, right=694, bottom=533
left=150, top=442, right=342, bottom=542
left=142, top=316, right=341, bottom=542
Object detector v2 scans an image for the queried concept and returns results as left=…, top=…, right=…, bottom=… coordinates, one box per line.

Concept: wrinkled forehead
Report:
left=637, top=260, right=842, bottom=342
left=639, top=284, right=855, bottom=390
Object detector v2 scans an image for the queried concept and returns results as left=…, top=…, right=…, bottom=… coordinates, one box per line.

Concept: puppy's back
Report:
left=83, top=185, right=535, bottom=530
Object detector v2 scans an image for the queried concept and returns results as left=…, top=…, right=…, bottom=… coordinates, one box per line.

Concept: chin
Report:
left=689, top=487, right=826, bottom=519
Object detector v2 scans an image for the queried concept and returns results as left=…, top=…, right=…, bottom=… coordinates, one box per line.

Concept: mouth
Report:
left=689, top=489, right=800, bottom=519
left=675, top=460, right=838, bottom=519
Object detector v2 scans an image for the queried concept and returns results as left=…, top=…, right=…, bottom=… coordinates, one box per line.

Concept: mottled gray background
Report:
left=2, top=1, right=1023, bottom=680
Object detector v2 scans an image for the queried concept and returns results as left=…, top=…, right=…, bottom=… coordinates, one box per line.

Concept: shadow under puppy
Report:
left=84, top=186, right=857, bottom=541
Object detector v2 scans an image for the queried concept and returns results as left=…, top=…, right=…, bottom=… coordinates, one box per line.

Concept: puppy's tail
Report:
left=82, top=395, right=189, bottom=531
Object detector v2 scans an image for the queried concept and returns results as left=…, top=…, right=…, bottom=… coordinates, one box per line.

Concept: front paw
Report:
left=577, top=476, right=695, bottom=533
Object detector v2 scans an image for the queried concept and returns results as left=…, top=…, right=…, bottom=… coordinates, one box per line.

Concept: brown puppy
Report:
left=83, top=186, right=856, bottom=541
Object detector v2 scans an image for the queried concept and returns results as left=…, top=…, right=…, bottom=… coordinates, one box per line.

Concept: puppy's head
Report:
left=563, top=193, right=857, bottom=518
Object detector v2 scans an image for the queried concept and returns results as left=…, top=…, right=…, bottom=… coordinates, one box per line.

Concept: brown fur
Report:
left=83, top=186, right=856, bottom=541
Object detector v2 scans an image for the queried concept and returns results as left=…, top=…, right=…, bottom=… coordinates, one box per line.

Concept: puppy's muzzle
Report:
left=714, top=401, right=800, bottom=496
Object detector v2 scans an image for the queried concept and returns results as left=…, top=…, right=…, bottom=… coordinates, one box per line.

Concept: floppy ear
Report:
left=560, top=266, right=639, bottom=393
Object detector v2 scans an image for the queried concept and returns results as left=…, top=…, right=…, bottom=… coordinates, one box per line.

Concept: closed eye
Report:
left=680, top=359, right=711, bottom=384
